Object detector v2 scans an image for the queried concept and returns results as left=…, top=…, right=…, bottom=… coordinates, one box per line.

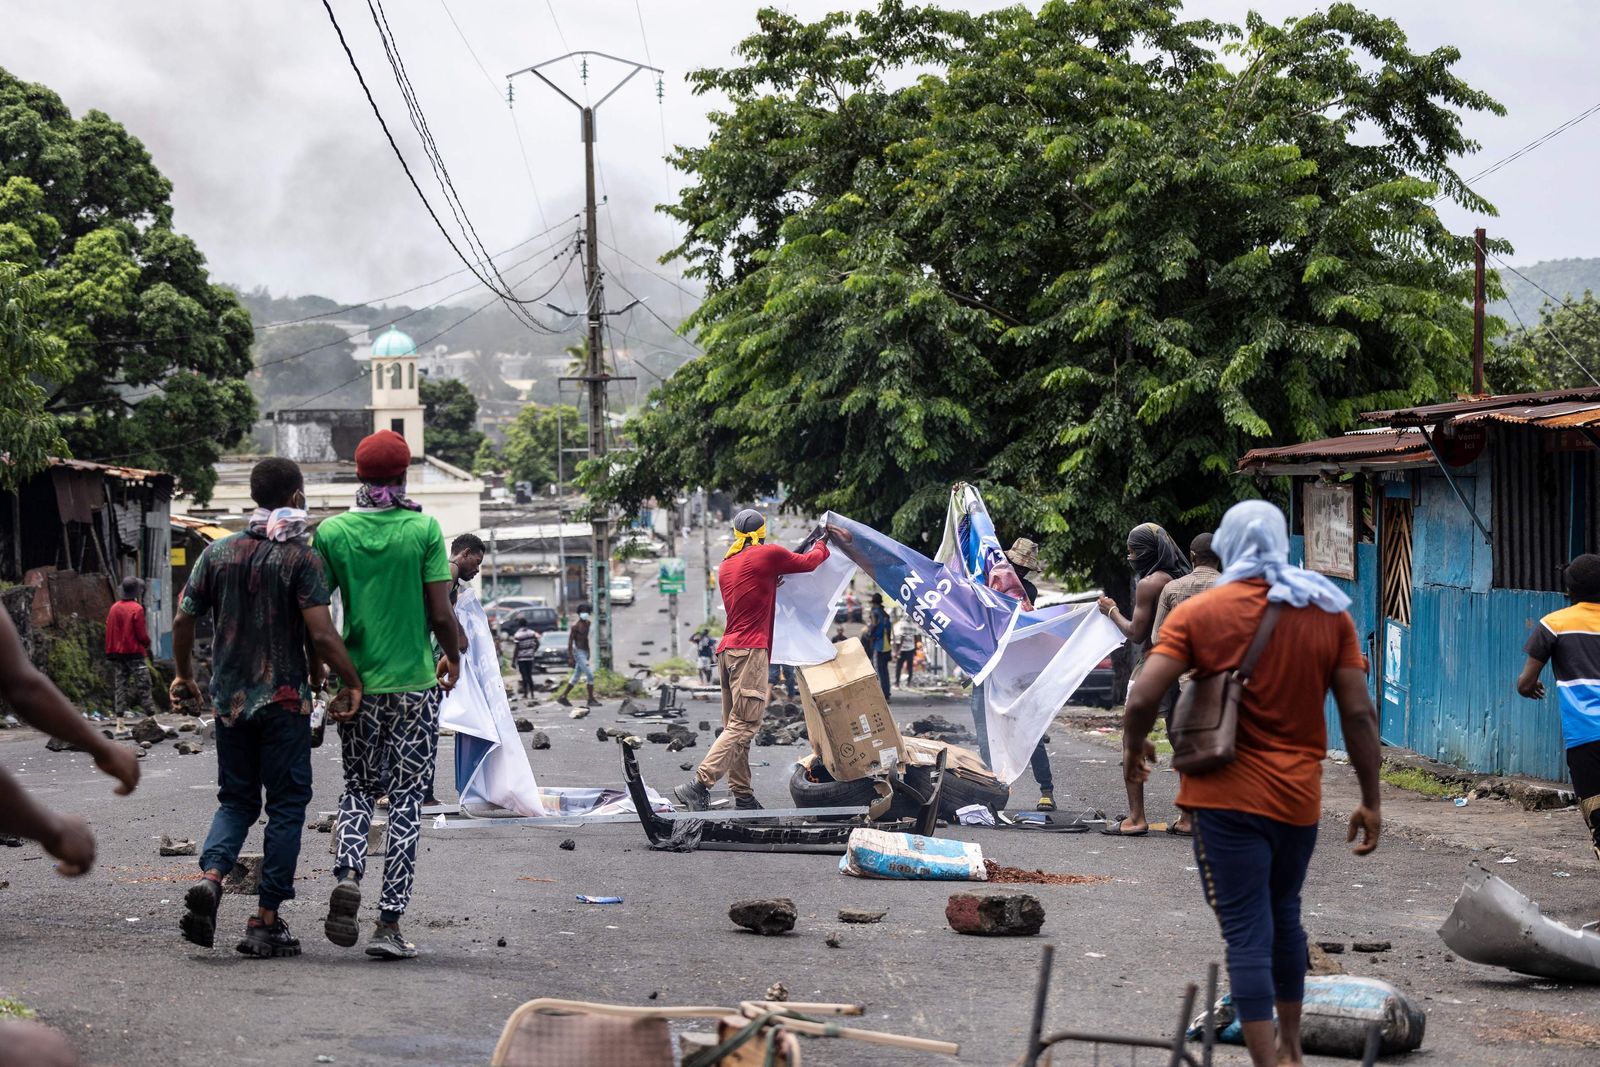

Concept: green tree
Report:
left=471, top=436, right=500, bottom=476
left=253, top=323, right=362, bottom=409
left=1496, top=291, right=1600, bottom=392
left=418, top=376, right=486, bottom=469
left=0, top=67, right=255, bottom=503
left=503, top=403, right=582, bottom=491
left=594, top=1, right=1504, bottom=584
left=0, top=263, right=70, bottom=489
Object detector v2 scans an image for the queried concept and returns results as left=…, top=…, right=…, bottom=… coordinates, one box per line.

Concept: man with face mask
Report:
left=1097, top=522, right=1190, bottom=835
left=554, top=606, right=596, bottom=708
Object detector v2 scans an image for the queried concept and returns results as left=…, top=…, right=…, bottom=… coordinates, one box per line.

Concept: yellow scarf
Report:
left=724, top=523, right=767, bottom=559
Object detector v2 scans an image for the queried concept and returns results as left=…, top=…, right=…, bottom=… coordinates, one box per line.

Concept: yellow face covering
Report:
left=724, top=522, right=767, bottom=559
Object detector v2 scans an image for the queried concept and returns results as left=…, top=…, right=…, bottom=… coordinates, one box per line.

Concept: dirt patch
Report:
left=984, top=860, right=1108, bottom=885
left=1477, top=1010, right=1600, bottom=1048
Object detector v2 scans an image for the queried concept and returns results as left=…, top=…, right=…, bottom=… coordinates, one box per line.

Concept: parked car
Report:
left=533, top=637, right=572, bottom=674
left=1070, top=655, right=1116, bottom=708
left=609, top=575, right=635, bottom=606
left=614, top=533, right=666, bottom=558
left=485, top=596, right=544, bottom=627
left=498, top=605, right=560, bottom=637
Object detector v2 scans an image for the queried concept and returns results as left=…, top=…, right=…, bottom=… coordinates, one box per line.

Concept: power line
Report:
left=606, top=273, right=702, bottom=354
left=598, top=237, right=703, bottom=303
left=1432, top=100, right=1600, bottom=204
left=1487, top=250, right=1600, bottom=387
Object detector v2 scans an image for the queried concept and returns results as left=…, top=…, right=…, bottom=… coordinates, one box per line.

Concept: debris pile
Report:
left=755, top=701, right=807, bottom=747
left=982, top=861, right=1108, bottom=886
left=907, top=714, right=978, bottom=746
left=729, top=897, right=797, bottom=936
left=158, top=835, right=196, bottom=857
left=945, top=892, right=1045, bottom=936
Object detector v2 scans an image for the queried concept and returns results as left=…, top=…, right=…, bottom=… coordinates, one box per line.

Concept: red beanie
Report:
left=355, top=429, right=411, bottom=481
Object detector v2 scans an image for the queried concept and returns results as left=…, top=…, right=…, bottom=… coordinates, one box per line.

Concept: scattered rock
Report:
left=945, top=893, right=1046, bottom=936
left=158, top=835, right=197, bottom=857
left=765, top=982, right=789, bottom=1002
left=754, top=726, right=779, bottom=746
left=667, top=738, right=686, bottom=752
left=824, top=934, right=842, bottom=949
left=646, top=731, right=675, bottom=744
left=139, top=741, right=153, bottom=751
left=163, top=727, right=180, bottom=740
left=838, top=908, right=887, bottom=924
left=514, top=717, right=534, bottom=733
left=177, top=720, right=198, bottom=732
left=1353, top=940, right=1392, bottom=954
left=698, top=720, right=712, bottom=732
left=222, top=854, right=263, bottom=896
left=983, top=861, right=1107, bottom=885
left=130, top=717, right=167, bottom=745
left=618, top=698, right=642, bottom=716
left=307, top=815, right=334, bottom=833
left=729, top=897, right=797, bottom=936
left=45, top=736, right=85, bottom=752
left=569, top=707, right=590, bottom=720
left=529, top=731, right=551, bottom=750
left=175, top=740, right=204, bottom=755
left=559, top=838, right=576, bottom=851
left=1316, top=941, right=1346, bottom=954
left=1308, top=943, right=1345, bottom=976
left=496, top=937, right=507, bottom=947
left=1505, top=780, right=1577, bottom=812
left=679, top=761, right=695, bottom=772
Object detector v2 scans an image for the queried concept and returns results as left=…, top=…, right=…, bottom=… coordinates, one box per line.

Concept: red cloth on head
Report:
left=355, top=429, right=411, bottom=481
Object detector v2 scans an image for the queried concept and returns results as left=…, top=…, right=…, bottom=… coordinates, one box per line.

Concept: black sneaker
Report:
left=236, top=916, right=301, bottom=958
left=555, top=694, right=573, bottom=707
left=673, top=779, right=710, bottom=812
left=180, top=877, right=222, bottom=948
left=324, top=876, right=362, bottom=948
left=734, top=794, right=764, bottom=810
left=365, top=922, right=418, bottom=960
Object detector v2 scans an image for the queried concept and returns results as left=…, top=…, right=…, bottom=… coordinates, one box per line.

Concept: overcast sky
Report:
left=5, top=1, right=1598, bottom=309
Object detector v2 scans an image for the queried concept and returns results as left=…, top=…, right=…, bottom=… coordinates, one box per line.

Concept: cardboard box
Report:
left=797, top=640, right=904, bottom=781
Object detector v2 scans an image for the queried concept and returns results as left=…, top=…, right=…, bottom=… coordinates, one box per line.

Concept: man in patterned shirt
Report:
left=171, top=458, right=363, bottom=958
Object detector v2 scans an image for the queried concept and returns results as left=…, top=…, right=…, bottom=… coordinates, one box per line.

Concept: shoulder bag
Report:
left=1169, top=603, right=1282, bottom=776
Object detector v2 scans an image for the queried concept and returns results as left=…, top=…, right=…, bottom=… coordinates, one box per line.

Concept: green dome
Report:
left=371, top=327, right=417, bottom=357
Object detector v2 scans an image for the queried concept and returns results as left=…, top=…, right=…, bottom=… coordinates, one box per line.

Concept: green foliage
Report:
left=503, top=403, right=583, bottom=491
left=0, top=67, right=256, bottom=503
left=0, top=998, right=36, bottom=1020
left=471, top=436, right=500, bottom=475
left=1491, top=257, right=1600, bottom=326
left=253, top=323, right=362, bottom=410
left=43, top=619, right=109, bottom=707
left=594, top=666, right=630, bottom=698
left=419, top=376, right=486, bottom=468
left=1493, top=291, right=1600, bottom=393
left=0, top=263, right=70, bottom=488
left=651, top=656, right=696, bottom=678
left=1379, top=763, right=1459, bottom=799
left=594, top=1, right=1504, bottom=583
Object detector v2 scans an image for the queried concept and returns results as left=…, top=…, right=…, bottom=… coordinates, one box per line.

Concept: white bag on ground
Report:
left=839, top=828, right=986, bottom=880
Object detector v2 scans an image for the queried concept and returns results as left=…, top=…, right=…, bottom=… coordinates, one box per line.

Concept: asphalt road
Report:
left=3, top=522, right=1599, bottom=1066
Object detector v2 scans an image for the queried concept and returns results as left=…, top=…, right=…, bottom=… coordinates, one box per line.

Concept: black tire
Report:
left=787, top=760, right=920, bottom=819
left=905, top=763, right=1011, bottom=819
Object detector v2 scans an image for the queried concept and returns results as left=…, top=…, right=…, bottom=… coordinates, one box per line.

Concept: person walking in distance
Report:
left=170, top=459, right=364, bottom=958
left=104, top=577, right=156, bottom=722
left=512, top=621, right=540, bottom=700
left=553, top=607, right=596, bottom=708
left=1516, top=552, right=1600, bottom=865
left=1127, top=531, right=1222, bottom=837
left=1098, top=522, right=1190, bottom=835
left=865, top=593, right=894, bottom=701
left=693, top=628, right=716, bottom=685
left=892, top=613, right=920, bottom=688
left=1123, top=501, right=1381, bottom=1067
left=312, top=430, right=460, bottom=960
left=675, top=510, right=831, bottom=811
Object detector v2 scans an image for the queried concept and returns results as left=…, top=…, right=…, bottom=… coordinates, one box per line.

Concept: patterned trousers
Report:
left=333, top=689, right=441, bottom=918
left=110, top=657, right=156, bottom=718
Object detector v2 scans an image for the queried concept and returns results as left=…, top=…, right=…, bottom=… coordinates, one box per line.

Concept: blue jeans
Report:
left=970, top=683, right=1053, bottom=793
left=1191, top=808, right=1319, bottom=1023
left=567, top=650, right=594, bottom=685
left=767, top=663, right=797, bottom=698
left=199, top=704, right=313, bottom=911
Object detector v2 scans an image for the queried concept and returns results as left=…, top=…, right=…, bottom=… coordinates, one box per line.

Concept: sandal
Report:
left=1165, top=823, right=1194, bottom=837
left=1099, top=817, right=1148, bottom=837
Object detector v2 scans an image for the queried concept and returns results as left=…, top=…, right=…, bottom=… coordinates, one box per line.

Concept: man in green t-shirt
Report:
left=313, top=430, right=460, bottom=960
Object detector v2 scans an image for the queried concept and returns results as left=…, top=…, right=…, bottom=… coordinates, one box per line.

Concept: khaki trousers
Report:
left=696, top=647, right=769, bottom=797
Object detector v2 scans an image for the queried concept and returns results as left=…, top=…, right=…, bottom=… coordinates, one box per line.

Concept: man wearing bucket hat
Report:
left=675, top=509, right=832, bottom=811
left=312, top=429, right=460, bottom=960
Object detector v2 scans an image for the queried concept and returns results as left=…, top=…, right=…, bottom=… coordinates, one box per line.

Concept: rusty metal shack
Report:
left=1239, top=386, right=1600, bottom=782
left=0, top=458, right=176, bottom=656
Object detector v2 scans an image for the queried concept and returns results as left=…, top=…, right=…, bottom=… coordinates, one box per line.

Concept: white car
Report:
left=609, top=575, right=635, bottom=606
left=615, top=533, right=666, bottom=557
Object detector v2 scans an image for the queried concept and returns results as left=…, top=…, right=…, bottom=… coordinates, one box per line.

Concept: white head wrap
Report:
left=1212, top=500, right=1352, bottom=613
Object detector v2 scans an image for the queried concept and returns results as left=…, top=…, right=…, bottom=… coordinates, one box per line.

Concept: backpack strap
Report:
left=1237, top=603, right=1283, bottom=681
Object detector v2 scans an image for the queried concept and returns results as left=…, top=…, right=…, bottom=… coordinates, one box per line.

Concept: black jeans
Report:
left=199, top=704, right=313, bottom=911
left=894, top=650, right=915, bottom=686
left=517, top=660, right=535, bottom=694
left=873, top=651, right=891, bottom=700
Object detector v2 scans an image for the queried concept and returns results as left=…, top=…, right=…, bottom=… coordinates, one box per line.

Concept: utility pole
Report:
left=701, top=486, right=713, bottom=624
left=666, top=499, right=679, bottom=658
left=1472, top=226, right=1487, bottom=396
left=510, top=51, right=661, bottom=671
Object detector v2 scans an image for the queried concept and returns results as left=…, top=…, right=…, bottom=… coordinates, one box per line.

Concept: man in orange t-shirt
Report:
left=1123, top=501, right=1381, bottom=1067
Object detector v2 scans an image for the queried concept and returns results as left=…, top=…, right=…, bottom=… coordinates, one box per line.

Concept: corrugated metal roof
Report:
left=1238, top=429, right=1431, bottom=472
left=1451, top=400, right=1600, bottom=428
left=48, top=456, right=171, bottom=484
left=1362, top=386, right=1600, bottom=425
left=169, top=514, right=233, bottom=540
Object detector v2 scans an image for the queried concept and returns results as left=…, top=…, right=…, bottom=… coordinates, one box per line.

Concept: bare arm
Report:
left=425, top=581, right=459, bottom=690
left=1515, top=656, right=1547, bottom=699
left=1107, top=574, right=1168, bottom=644
left=0, top=609, right=139, bottom=796
left=1121, top=652, right=1187, bottom=784
left=0, top=764, right=95, bottom=876
left=303, top=605, right=362, bottom=714
left=1332, top=665, right=1382, bottom=855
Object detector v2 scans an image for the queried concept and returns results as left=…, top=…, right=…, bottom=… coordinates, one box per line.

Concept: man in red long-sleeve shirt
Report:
left=105, top=576, right=156, bottom=721
left=675, top=510, right=830, bottom=811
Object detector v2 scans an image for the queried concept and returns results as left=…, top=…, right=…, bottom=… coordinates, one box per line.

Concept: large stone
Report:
left=514, top=717, right=535, bottom=733
left=1505, top=779, right=1577, bottom=811
left=222, top=853, right=263, bottom=895
left=45, top=736, right=85, bottom=753
left=838, top=908, right=887, bottom=924
left=175, top=740, right=204, bottom=755
left=529, top=731, right=552, bottom=750
left=729, top=898, right=797, bottom=936
left=130, top=717, right=166, bottom=745
left=159, top=835, right=197, bottom=857
left=945, top=893, right=1045, bottom=936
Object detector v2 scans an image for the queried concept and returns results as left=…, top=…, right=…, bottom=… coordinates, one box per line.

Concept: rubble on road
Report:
left=307, top=815, right=334, bottom=833
left=1307, top=944, right=1345, bottom=975
left=222, top=854, right=262, bottom=896
left=838, top=908, right=886, bottom=924
left=765, top=981, right=789, bottom=1002
left=1316, top=941, right=1346, bottom=954
left=177, top=720, right=197, bottom=732
left=559, top=838, right=576, bottom=851
left=825, top=933, right=842, bottom=948
left=174, top=740, right=204, bottom=755
left=645, top=724, right=696, bottom=747
left=945, top=892, right=1045, bottom=936
left=728, top=898, right=797, bottom=935
left=529, top=731, right=551, bottom=750
left=130, top=718, right=166, bottom=745
left=45, top=736, right=85, bottom=752
left=1353, top=940, right=1392, bottom=953
left=1439, top=862, right=1600, bottom=981
left=158, top=835, right=196, bottom=857
left=514, top=717, right=534, bottom=733
left=907, top=714, right=978, bottom=746
left=981, top=861, right=1107, bottom=885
